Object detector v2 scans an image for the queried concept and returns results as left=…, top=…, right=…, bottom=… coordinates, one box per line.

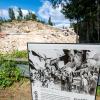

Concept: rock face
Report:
left=0, top=21, right=78, bottom=52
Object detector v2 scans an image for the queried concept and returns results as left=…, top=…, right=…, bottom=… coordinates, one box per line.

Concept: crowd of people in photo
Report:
left=29, top=49, right=100, bottom=95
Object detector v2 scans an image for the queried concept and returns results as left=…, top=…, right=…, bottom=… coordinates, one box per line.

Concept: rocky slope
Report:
left=0, top=20, right=78, bottom=52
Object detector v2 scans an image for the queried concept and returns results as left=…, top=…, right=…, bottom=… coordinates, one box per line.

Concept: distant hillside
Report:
left=0, top=20, right=78, bottom=52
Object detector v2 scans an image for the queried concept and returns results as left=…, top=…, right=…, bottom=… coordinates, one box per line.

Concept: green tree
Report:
left=0, top=17, right=3, bottom=32
left=24, top=11, right=32, bottom=20
left=0, top=17, right=3, bottom=24
left=37, top=19, right=46, bottom=24
left=32, top=13, right=37, bottom=21
left=24, top=14, right=30, bottom=20
left=17, top=8, right=23, bottom=20
left=8, top=8, right=15, bottom=20
left=28, top=11, right=32, bottom=19
left=49, top=0, right=100, bottom=43
left=24, top=11, right=37, bottom=21
left=48, top=16, right=53, bottom=26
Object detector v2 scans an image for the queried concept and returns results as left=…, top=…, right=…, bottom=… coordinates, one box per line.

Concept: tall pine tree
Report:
left=17, top=8, right=23, bottom=20
left=48, top=16, right=53, bottom=26
left=8, top=8, right=15, bottom=20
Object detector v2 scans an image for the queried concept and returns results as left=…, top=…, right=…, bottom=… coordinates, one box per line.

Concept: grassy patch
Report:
left=97, top=86, right=100, bottom=96
left=1, top=50, right=28, bottom=59
left=10, top=50, right=28, bottom=59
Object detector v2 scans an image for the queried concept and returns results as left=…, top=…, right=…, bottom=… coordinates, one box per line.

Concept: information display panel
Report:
left=27, top=43, right=100, bottom=100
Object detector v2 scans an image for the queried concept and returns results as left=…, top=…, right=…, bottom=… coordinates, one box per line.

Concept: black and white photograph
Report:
left=28, top=43, right=100, bottom=100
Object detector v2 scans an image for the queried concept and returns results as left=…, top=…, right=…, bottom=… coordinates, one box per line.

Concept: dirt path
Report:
left=96, top=96, right=100, bottom=100
left=0, top=79, right=100, bottom=100
left=0, top=79, right=32, bottom=100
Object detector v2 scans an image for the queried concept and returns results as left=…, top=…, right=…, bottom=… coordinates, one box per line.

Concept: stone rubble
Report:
left=0, top=20, right=78, bottom=52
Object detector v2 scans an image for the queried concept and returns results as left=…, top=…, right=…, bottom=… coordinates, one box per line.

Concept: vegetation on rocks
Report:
left=11, top=50, right=28, bottom=59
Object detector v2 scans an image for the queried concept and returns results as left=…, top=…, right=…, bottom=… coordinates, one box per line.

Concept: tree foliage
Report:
left=37, top=19, right=46, bottom=24
left=0, top=53, right=21, bottom=88
left=17, top=8, right=23, bottom=20
left=32, top=13, right=37, bottom=21
left=24, top=11, right=37, bottom=21
left=48, top=0, right=100, bottom=43
left=8, top=8, right=15, bottom=20
left=0, top=17, right=3, bottom=24
left=48, top=16, right=53, bottom=26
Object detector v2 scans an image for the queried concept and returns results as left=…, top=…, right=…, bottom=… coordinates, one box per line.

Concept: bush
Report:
left=11, top=50, right=28, bottom=59
left=0, top=53, right=21, bottom=88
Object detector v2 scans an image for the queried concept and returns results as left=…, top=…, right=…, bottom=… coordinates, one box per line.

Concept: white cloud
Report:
left=38, top=1, right=70, bottom=27
left=0, top=9, right=9, bottom=18
left=0, top=6, right=35, bottom=19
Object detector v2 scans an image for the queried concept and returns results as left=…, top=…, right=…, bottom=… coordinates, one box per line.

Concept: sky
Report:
left=0, top=0, right=42, bottom=12
left=0, top=0, right=70, bottom=27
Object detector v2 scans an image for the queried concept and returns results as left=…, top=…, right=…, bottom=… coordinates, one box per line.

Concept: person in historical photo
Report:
left=29, top=49, right=100, bottom=95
